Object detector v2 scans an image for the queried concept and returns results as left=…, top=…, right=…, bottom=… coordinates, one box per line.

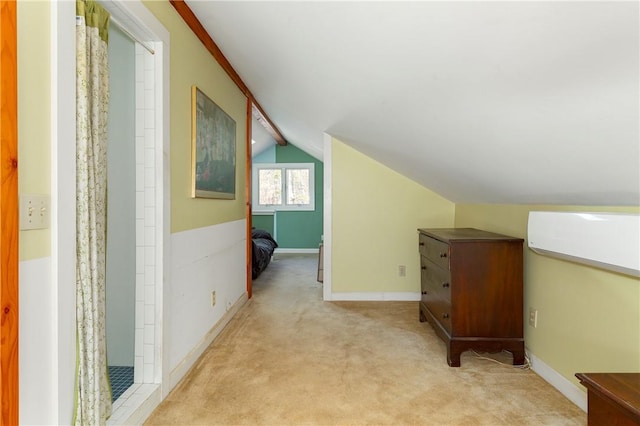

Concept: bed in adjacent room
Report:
left=251, top=228, right=278, bottom=279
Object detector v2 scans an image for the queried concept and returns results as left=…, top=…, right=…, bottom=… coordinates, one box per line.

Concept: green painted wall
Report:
left=252, top=214, right=274, bottom=236
left=252, top=143, right=323, bottom=249
left=455, top=204, right=640, bottom=388
left=275, top=144, right=323, bottom=248
left=143, top=1, right=247, bottom=233
left=251, top=147, right=275, bottom=236
left=275, top=210, right=322, bottom=248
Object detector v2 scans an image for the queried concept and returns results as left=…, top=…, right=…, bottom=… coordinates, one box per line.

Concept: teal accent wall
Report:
left=252, top=145, right=275, bottom=237
left=275, top=211, right=322, bottom=248
left=251, top=143, right=323, bottom=249
left=275, top=144, right=323, bottom=248
left=252, top=214, right=274, bottom=236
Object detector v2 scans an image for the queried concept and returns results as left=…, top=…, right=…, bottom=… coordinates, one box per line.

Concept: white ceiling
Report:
left=251, top=116, right=277, bottom=157
left=186, top=1, right=639, bottom=205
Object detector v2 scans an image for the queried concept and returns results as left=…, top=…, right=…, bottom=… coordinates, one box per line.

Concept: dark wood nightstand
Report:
left=576, top=373, right=640, bottom=425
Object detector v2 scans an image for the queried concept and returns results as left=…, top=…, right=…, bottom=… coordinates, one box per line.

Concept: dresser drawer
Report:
left=424, top=296, right=452, bottom=335
left=421, top=257, right=451, bottom=303
left=419, top=233, right=450, bottom=270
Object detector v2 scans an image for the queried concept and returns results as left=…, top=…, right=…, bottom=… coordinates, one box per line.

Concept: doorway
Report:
left=98, top=4, right=169, bottom=420
left=105, top=23, right=136, bottom=402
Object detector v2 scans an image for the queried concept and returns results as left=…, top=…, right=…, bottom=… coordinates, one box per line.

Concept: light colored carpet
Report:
left=145, top=254, right=586, bottom=425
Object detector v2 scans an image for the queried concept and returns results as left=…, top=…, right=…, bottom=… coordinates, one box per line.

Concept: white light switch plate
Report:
left=20, top=194, right=50, bottom=230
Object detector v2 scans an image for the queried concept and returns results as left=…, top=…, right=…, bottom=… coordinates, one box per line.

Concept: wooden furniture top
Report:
left=576, top=373, right=640, bottom=422
left=418, top=228, right=524, bottom=243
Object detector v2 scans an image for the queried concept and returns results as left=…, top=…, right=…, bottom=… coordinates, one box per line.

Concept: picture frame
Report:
left=191, top=85, right=236, bottom=199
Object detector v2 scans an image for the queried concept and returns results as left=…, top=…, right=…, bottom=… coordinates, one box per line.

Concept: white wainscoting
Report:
left=168, top=293, right=247, bottom=389
left=19, top=257, right=57, bottom=425
left=168, top=219, right=247, bottom=374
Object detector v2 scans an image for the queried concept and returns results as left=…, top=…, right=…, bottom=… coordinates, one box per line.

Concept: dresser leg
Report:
left=511, top=348, right=525, bottom=366
left=447, top=344, right=461, bottom=367
left=419, top=308, right=427, bottom=323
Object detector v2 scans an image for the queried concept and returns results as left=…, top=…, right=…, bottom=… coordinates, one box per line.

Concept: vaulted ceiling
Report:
left=185, top=1, right=639, bottom=205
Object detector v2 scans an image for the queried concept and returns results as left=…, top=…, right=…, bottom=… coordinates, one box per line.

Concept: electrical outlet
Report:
left=398, top=265, right=406, bottom=277
left=211, top=291, right=216, bottom=307
left=528, top=308, right=538, bottom=328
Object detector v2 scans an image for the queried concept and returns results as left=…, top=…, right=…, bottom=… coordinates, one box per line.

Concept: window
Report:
left=253, top=163, right=315, bottom=211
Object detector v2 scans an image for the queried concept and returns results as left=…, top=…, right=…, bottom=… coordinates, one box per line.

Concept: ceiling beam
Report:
left=169, top=0, right=287, bottom=146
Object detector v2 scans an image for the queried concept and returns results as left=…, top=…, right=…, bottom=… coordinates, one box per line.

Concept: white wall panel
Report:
left=19, top=257, right=56, bottom=425
left=169, top=220, right=247, bottom=370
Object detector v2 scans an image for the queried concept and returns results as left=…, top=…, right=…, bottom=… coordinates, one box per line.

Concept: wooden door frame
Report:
left=0, top=0, right=19, bottom=424
left=246, top=99, right=252, bottom=298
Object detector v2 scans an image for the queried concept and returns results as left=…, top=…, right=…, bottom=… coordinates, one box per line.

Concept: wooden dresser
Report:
left=418, top=228, right=525, bottom=367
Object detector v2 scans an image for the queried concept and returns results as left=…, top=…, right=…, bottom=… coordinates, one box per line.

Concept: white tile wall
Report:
left=133, top=42, right=156, bottom=386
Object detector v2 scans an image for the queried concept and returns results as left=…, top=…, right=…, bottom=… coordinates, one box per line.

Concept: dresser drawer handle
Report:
left=439, top=252, right=447, bottom=258
left=442, top=313, right=449, bottom=319
left=419, top=242, right=425, bottom=246
left=421, top=291, right=427, bottom=295
left=421, top=266, right=426, bottom=270
left=442, top=282, right=450, bottom=288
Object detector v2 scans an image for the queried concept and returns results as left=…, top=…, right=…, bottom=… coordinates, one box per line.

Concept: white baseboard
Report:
left=274, top=248, right=319, bottom=254
left=329, top=292, right=421, bottom=301
left=107, top=383, right=160, bottom=426
left=527, top=350, right=587, bottom=412
left=168, top=292, right=248, bottom=390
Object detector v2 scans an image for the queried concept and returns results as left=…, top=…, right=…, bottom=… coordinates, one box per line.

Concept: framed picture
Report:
left=191, top=86, right=236, bottom=199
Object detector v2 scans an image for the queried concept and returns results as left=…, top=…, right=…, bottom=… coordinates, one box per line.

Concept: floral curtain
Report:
left=74, top=0, right=111, bottom=424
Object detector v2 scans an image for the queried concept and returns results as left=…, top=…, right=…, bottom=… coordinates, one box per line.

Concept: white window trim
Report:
left=252, top=162, right=315, bottom=212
